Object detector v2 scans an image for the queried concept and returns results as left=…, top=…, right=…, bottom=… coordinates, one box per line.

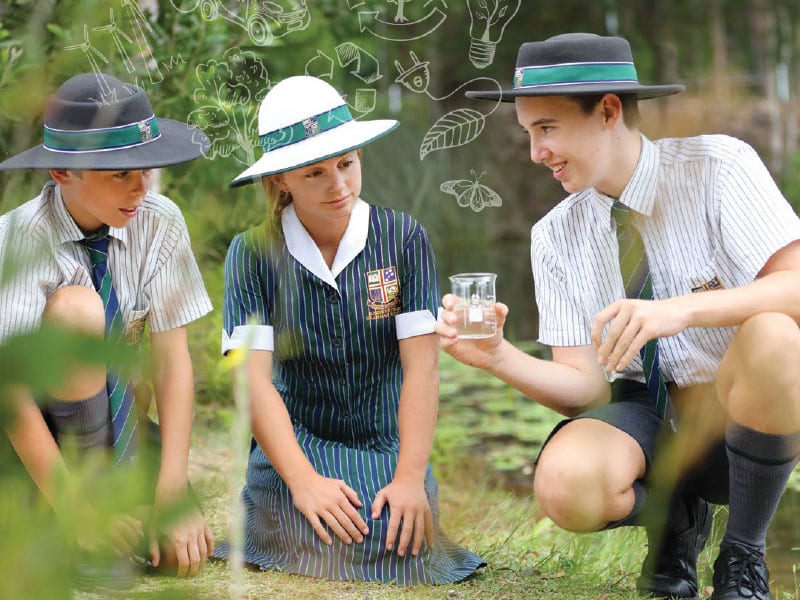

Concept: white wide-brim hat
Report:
left=230, top=76, right=398, bottom=187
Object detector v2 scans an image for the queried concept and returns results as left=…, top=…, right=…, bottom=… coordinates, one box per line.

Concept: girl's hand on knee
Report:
left=371, top=476, right=434, bottom=557
left=289, top=473, right=369, bottom=546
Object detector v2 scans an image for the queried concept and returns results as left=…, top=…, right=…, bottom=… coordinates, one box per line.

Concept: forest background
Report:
left=2, top=1, right=800, bottom=599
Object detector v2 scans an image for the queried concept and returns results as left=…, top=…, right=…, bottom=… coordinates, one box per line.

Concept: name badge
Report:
left=691, top=276, right=724, bottom=293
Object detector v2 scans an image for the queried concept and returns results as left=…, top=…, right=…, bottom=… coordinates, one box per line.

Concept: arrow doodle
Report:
left=305, top=50, right=335, bottom=79
left=336, top=42, right=381, bottom=84
left=357, top=0, right=448, bottom=42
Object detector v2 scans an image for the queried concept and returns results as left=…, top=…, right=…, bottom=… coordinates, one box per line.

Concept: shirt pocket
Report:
left=682, top=250, right=726, bottom=294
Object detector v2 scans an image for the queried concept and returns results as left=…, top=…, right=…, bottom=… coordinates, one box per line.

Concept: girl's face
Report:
left=270, top=151, right=362, bottom=231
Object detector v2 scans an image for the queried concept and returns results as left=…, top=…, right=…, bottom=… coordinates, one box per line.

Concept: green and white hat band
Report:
left=43, top=116, right=161, bottom=152
left=260, top=104, right=353, bottom=153
left=514, top=62, right=638, bottom=89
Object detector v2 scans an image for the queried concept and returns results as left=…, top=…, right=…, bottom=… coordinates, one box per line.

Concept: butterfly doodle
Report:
left=440, top=170, right=502, bottom=212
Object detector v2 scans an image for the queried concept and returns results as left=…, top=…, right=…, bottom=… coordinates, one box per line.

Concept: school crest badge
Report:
left=366, top=266, right=401, bottom=320
left=302, top=116, right=321, bottom=138
left=514, top=67, right=525, bottom=88
left=137, top=119, right=154, bottom=142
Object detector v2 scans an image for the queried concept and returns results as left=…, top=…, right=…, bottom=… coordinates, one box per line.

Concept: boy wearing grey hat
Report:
left=0, top=73, right=214, bottom=587
left=438, top=32, right=800, bottom=600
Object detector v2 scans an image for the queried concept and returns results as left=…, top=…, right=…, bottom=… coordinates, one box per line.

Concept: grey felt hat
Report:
left=0, top=73, right=209, bottom=170
left=466, top=33, right=685, bottom=102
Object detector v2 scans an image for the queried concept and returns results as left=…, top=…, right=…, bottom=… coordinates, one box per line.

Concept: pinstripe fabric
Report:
left=0, top=181, right=211, bottom=455
left=81, top=229, right=137, bottom=463
left=215, top=202, right=484, bottom=583
left=0, top=181, right=212, bottom=346
left=532, top=134, right=800, bottom=387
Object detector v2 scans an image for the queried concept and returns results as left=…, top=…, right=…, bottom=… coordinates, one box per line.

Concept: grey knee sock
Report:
left=723, top=420, right=800, bottom=552
left=48, top=388, right=112, bottom=451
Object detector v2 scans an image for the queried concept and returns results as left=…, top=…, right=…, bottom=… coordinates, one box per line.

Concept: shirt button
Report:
left=331, top=336, right=342, bottom=347
left=327, top=292, right=340, bottom=303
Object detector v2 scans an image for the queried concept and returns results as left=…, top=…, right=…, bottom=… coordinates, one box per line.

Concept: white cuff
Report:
left=221, top=324, right=274, bottom=355
left=395, top=310, right=436, bottom=340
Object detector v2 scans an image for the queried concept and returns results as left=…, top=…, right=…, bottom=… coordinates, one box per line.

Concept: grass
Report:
left=109, top=427, right=649, bottom=600
left=0, top=346, right=794, bottom=600
left=66, top=348, right=800, bottom=600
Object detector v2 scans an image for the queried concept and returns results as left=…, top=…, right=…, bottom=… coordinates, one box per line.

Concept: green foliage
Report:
left=781, top=152, right=800, bottom=214
left=2, top=1, right=800, bottom=597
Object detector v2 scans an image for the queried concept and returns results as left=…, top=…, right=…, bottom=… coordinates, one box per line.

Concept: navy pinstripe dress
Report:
left=213, top=200, right=484, bottom=584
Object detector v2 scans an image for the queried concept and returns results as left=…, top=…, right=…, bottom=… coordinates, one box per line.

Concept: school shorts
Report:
left=537, top=379, right=730, bottom=505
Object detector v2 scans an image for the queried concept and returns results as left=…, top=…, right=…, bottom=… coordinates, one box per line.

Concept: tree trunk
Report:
left=709, top=0, right=730, bottom=102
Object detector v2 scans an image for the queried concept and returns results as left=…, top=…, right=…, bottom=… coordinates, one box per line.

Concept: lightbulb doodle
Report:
left=440, top=170, right=502, bottom=212
left=467, top=0, right=521, bottom=69
left=304, top=42, right=383, bottom=117
left=65, top=0, right=180, bottom=104
left=168, top=0, right=310, bottom=46
left=347, top=0, right=448, bottom=42
left=394, top=51, right=502, bottom=160
left=188, top=48, right=271, bottom=164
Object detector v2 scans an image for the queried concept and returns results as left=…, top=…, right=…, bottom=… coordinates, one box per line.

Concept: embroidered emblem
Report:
left=302, top=116, right=321, bottom=138
left=124, top=314, right=147, bottom=344
left=691, top=275, right=724, bottom=293
left=514, top=67, right=524, bottom=88
left=137, top=120, right=153, bottom=142
left=366, top=266, right=401, bottom=320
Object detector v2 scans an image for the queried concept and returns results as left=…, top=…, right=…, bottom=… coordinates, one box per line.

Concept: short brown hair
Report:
left=571, top=93, right=640, bottom=128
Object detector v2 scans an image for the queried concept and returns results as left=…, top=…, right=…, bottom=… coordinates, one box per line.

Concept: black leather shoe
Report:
left=636, top=495, right=713, bottom=599
left=710, top=543, right=771, bottom=599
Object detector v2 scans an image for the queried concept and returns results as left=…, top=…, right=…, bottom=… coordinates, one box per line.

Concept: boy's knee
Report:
left=44, top=286, right=105, bottom=337
left=534, top=452, right=608, bottom=531
left=719, top=312, right=800, bottom=430
left=725, top=312, right=800, bottom=384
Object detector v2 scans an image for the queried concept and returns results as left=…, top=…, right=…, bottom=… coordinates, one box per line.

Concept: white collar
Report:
left=281, top=198, right=370, bottom=290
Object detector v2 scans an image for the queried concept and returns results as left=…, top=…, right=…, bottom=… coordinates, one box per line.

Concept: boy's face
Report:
left=515, top=94, right=618, bottom=195
left=51, top=169, right=150, bottom=232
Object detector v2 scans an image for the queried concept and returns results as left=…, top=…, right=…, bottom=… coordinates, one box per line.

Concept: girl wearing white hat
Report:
left=213, top=76, right=484, bottom=583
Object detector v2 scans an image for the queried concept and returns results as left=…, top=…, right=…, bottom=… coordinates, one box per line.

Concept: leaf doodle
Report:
left=440, top=170, right=503, bottom=212
left=419, top=108, right=485, bottom=160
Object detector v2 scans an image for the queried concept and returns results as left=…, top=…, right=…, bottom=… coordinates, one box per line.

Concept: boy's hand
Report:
left=288, top=473, right=369, bottom=546
left=77, top=512, right=144, bottom=556
left=109, top=513, right=145, bottom=556
left=149, top=505, right=214, bottom=577
left=435, top=293, right=509, bottom=369
left=591, top=297, right=688, bottom=373
left=371, top=475, right=433, bottom=557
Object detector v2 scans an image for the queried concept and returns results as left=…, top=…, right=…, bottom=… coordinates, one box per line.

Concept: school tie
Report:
left=612, top=202, right=677, bottom=432
left=81, top=227, right=138, bottom=464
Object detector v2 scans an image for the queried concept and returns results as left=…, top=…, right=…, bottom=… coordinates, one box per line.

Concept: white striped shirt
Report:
left=0, top=181, right=212, bottom=344
left=532, top=134, right=800, bottom=387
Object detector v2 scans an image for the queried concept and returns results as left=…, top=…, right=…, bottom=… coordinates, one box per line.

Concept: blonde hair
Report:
left=261, top=176, right=293, bottom=230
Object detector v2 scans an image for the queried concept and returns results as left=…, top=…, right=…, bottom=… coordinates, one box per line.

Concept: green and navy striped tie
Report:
left=82, top=227, right=137, bottom=464
left=612, top=202, right=677, bottom=432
